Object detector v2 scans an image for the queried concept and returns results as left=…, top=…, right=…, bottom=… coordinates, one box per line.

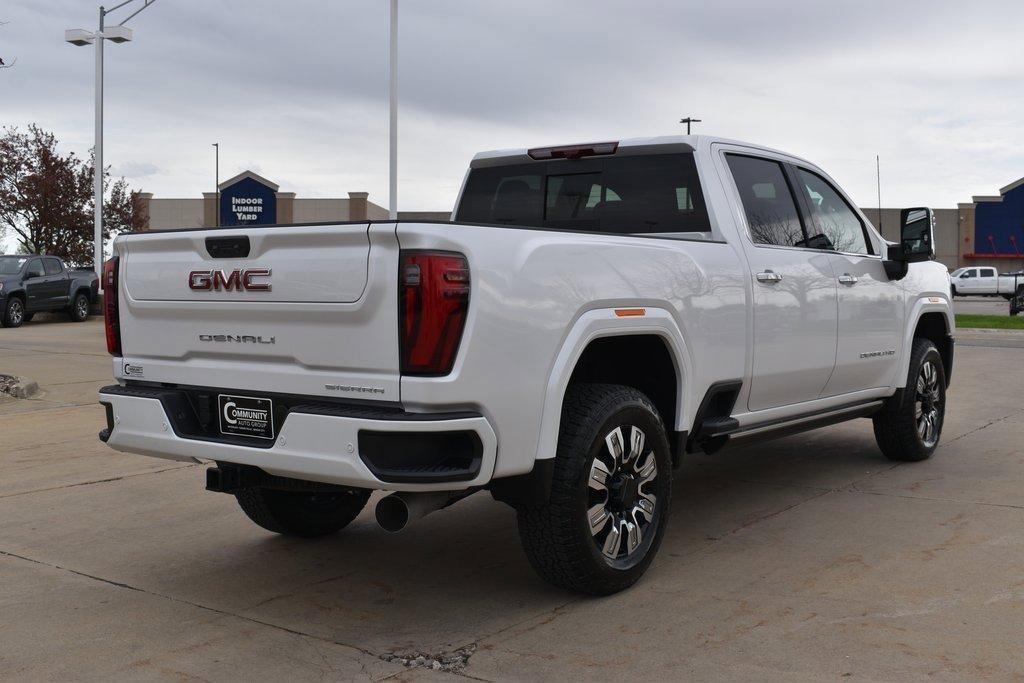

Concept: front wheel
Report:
left=872, top=338, right=946, bottom=462
left=517, top=384, right=672, bottom=595
left=2, top=297, right=25, bottom=328
left=950, top=285, right=957, bottom=297
left=235, top=487, right=371, bottom=537
left=69, top=293, right=90, bottom=322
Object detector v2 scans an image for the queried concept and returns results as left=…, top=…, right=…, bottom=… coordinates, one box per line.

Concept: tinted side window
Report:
left=43, top=258, right=62, bottom=276
left=981, top=268, right=997, bottom=277
left=25, top=259, right=43, bottom=277
left=726, top=155, right=805, bottom=247
left=796, top=169, right=871, bottom=255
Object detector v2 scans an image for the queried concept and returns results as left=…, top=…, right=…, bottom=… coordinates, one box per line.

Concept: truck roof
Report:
left=471, top=135, right=809, bottom=167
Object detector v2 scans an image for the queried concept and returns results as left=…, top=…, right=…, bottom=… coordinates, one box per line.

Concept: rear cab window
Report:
left=455, top=153, right=713, bottom=239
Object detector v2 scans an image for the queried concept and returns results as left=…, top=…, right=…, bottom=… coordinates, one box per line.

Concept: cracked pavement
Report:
left=2, top=318, right=1023, bottom=680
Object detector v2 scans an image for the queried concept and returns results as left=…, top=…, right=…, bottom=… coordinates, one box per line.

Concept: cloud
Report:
left=110, top=161, right=161, bottom=178
left=1, top=0, right=1022, bottom=214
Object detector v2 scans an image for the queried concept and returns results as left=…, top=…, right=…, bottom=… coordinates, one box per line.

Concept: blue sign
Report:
left=220, top=176, right=277, bottom=227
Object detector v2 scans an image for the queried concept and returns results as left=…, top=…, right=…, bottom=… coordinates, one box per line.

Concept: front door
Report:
left=791, top=167, right=904, bottom=396
left=722, top=151, right=839, bottom=411
left=22, top=258, right=47, bottom=310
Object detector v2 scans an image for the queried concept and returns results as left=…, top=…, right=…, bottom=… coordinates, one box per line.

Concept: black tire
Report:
left=2, top=297, right=25, bottom=328
left=950, top=285, right=957, bottom=297
left=69, top=293, right=91, bottom=322
left=872, top=338, right=946, bottom=462
left=235, top=487, right=371, bottom=538
left=517, top=383, right=672, bottom=595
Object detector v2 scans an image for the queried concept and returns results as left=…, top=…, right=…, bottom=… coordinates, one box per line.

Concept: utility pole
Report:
left=680, top=116, right=702, bottom=135
left=212, top=143, right=219, bottom=227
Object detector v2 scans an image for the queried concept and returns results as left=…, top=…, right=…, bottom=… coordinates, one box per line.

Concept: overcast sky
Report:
left=3, top=0, right=1024, bottom=222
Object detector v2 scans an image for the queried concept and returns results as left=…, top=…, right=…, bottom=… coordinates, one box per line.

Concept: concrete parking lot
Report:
left=2, top=317, right=1023, bottom=680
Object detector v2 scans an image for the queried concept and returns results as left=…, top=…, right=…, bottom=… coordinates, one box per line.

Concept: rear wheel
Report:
left=873, top=338, right=946, bottom=462
left=235, top=487, right=371, bottom=537
left=69, top=293, right=90, bottom=322
left=950, top=285, right=957, bottom=297
left=517, top=383, right=672, bottom=595
left=2, top=297, right=25, bottom=328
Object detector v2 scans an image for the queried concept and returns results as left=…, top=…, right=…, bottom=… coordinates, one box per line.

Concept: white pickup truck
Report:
left=98, top=136, right=954, bottom=594
left=949, top=266, right=1024, bottom=299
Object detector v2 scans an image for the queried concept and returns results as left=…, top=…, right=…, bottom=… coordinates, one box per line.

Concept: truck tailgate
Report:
left=115, top=224, right=402, bottom=402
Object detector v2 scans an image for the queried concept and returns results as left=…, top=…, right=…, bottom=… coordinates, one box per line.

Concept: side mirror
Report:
left=898, top=207, right=935, bottom=263
left=884, top=207, right=935, bottom=280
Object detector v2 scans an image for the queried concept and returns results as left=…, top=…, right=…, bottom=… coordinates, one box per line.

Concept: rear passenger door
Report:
left=792, top=167, right=903, bottom=396
left=42, top=257, right=69, bottom=307
left=722, top=152, right=839, bottom=411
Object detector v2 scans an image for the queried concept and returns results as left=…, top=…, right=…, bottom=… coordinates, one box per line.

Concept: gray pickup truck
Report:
left=0, top=254, right=99, bottom=327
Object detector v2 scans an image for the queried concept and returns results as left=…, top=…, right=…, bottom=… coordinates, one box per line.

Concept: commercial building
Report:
left=864, top=175, right=1024, bottom=273
left=136, top=169, right=1024, bottom=274
left=135, top=170, right=449, bottom=231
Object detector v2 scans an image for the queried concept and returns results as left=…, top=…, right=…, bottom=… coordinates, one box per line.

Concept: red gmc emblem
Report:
left=189, top=268, right=272, bottom=292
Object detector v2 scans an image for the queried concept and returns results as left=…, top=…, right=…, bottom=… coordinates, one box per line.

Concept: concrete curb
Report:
left=0, top=375, right=39, bottom=399
left=957, top=327, right=1024, bottom=336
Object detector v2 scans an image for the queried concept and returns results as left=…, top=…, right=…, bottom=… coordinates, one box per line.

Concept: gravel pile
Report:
left=0, top=374, right=38, bottom=399
left=379, top=643, right=476, bottom=673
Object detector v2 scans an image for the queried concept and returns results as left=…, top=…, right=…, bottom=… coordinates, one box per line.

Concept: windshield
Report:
left=455, top=153, right=712, bottom=237
left=0, top=257, right=27, bottom=275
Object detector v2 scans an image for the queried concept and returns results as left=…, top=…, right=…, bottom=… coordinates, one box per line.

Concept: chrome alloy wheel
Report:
left=76, top=296, right=89, bottom=319
left=8, top=299, right=23, bottom=326
left=587, top=425, right=659, bottom=563
left=915, top=359, right=942, bottom=448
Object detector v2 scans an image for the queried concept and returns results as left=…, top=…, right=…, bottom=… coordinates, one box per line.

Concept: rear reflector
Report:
left=399, top=251, right=470, bottom=376
left=528, top=141, right=618, bottom=160
left=103, top=256, right=122, bottom=355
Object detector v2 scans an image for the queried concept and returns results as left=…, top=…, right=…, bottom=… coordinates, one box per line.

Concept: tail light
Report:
left=399, top=251, right=470, bottom=376
left=103, top=256, right=121, bottom=356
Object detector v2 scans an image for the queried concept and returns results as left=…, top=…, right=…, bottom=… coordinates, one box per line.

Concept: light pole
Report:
left=388, top=0, right=398, bottom=220
left=65, top=0, right=158, bottom=288
left=679, top=116, right=702, bottom=135
left=212, top=143, right=220, bottom=227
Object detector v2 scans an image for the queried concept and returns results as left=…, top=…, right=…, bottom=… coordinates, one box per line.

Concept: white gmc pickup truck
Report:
left=98, top=136, right=953, bottom=594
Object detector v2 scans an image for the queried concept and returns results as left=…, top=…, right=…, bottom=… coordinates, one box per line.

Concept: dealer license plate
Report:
left=218, top=394, right=275, bottom=440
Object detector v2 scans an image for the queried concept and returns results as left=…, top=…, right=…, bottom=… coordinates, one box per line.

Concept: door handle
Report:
left=838, top=273, right=859, bottom=285
left=755, top=270, right=782, bottom=284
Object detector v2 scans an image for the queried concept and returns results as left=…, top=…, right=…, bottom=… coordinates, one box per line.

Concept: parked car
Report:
left=948, top=266, right=1024, bottom=299
left=0, top=255, right=99, bottom=327
left=97, top=136, right=954, bottom=594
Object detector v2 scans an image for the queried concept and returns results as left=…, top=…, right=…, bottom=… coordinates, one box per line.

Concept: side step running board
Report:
left=728, top=400, right=885, bottom=446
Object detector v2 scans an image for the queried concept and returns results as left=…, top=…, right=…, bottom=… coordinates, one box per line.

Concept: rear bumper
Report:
left=98, top=384, right=497, bottom=492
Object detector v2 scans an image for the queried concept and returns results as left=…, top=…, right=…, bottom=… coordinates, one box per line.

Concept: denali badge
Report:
left=189, top=268, right=271, bottom=292
left=199, top=334, right=276, bottom=344
left=860, top=349, right=895, bottom=359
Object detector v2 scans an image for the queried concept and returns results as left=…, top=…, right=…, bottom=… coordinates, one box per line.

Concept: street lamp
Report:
left=388, top=0, right=397, bottom=220
left=212, top=143, right=219, bottom=228
left=679, top=116, right=702, bottom=135
left=65, top=0, right=158, bottom=290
